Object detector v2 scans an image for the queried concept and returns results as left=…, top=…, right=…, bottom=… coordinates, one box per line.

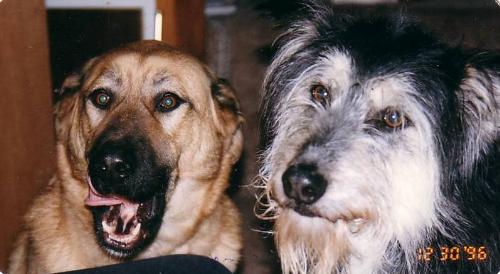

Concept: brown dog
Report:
left=8, top=40, right=243, bottom=273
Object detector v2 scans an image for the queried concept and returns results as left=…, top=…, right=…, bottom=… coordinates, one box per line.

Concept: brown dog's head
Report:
left=55, top=40, right=243, bottom=259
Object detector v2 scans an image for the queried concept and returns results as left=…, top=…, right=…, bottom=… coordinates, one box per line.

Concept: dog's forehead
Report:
left=317, top=52, right=353, bottom=89
left=318, top=51, right=414, bottom=102
left=366, top=75, right=416, bottom=107
left=87, top=52, right=212, bottom=100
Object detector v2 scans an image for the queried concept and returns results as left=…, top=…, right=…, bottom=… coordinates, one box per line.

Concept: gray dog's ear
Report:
left=456, top=52, right=499, bottom=171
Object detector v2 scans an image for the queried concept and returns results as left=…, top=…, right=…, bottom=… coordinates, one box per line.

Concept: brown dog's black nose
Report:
left=88, top=134, right=168, bottom=201
left=282, top=164, right=327, bottom=205
left=89, top=143, right=137, bottom=194
left=100, top=153, right=134, bottom=180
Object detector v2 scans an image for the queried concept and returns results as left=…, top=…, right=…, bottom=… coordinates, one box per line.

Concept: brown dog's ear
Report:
left=211, top=78, right=244, bottom=165
left=54, top=57, right=96, bottom=142
left=211, top=78, right=241, bottom=117
left=54, top=72, right=82, bottom=99
left=54, top=57, right=97, bottom=100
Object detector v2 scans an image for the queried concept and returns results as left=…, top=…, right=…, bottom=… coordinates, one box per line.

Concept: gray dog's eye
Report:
left=89, top=89, right=113, bottom=110
left=382, top=108, right=407, bottom=129
left=310, top=85, right=330, bottom=106
left=155, top=92, right=183, bottom=112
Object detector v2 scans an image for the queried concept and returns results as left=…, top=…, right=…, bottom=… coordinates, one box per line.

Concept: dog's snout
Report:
left=89, top=141, right=137, bottom=194
left=100, top=152, right=134, bottom=181
left=88, top=133, right=168, bottom=201
left=282, top=164, right=327, bottom=205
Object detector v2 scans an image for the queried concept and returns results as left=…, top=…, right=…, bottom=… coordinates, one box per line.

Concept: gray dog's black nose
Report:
left=282, top=164, right=327, bottom=204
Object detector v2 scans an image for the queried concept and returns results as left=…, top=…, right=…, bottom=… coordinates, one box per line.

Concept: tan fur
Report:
left=8, top=41, right=244, bottom=274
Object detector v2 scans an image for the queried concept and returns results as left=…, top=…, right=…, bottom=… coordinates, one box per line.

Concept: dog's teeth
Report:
left=107, top=223, right=142, bottom=244
left=106, top=205, right=120, bottom=223
left=348, top=218, right=364, bottom=234
left=102, top=220, right=116, bottom=234
left=123, top=219, right=135, bottom=234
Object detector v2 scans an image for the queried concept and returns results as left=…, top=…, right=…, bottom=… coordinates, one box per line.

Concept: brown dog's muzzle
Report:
left=86, top=132, right=169, bottom=259
left=88, top=134, right=166, bottom=200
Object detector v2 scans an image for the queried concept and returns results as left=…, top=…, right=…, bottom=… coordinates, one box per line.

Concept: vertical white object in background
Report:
left=155, top=11, right=163, bottom=41
left=44, top=0, right=157, bottom=40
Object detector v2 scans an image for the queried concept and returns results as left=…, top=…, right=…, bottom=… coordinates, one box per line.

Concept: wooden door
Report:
left=0, top=0, right=55, bottom=270
left=158, top=0, right=207, bottom=61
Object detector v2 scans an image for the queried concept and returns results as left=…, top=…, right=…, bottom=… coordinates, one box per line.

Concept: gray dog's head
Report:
left=257, top=4, right=499, bottom=274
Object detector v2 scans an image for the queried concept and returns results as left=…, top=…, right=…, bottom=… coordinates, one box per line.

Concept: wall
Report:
left=0, top=0, right=55, bottom=270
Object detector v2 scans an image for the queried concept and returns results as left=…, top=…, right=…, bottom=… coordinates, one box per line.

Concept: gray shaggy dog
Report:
left=256, top=3, right=500, bottom=274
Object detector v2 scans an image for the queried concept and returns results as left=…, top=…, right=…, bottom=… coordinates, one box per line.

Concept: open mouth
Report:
left=85, top=179, right=165, bottom=258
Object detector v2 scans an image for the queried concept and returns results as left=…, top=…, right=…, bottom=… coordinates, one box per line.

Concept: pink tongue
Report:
left=85, top=178, right=130, bottom=207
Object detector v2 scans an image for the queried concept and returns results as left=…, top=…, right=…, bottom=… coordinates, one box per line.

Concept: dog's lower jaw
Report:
left=275, top=210, right=349, bottom=274
left=90, top=193, right=166, bottom=259
left=275, top=208, right=394, bottom=274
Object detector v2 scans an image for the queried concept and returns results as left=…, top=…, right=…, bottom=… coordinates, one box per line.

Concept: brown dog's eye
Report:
left=311, top=85, right=330, bottom=106
left=89, top=89, right=113, bottom=110
left=383, top=108, right=405, bottom=129
left=156, top=93, right=182, bottom=112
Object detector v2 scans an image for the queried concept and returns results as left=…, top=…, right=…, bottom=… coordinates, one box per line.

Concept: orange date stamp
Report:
left=417, top=246, right=487, bottom=262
